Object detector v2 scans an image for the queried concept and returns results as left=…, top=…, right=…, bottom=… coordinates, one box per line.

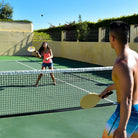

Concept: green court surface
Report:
left=0, top=56, right=101, bottom=71
left=0, top=56, right=117, bottom=138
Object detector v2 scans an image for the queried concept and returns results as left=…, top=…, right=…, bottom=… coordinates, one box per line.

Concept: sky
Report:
left=2, top=0, right=138, bottom=30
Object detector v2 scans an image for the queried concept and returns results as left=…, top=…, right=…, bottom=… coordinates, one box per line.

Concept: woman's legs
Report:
left=49, top=67, right=56, bottom=85
left=35, top=66, right=45, bottom=87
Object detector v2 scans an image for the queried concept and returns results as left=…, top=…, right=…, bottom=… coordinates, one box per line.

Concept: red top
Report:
left=42, top=52, right=52, bottom=63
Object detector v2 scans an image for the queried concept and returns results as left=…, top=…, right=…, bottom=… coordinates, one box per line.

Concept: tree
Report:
left=77, top=21, right=89, bottom=41
left=0, top=1, right=13, bottom=19
left=77, top=14, right=89, bottom=41
left=78, top=14, right=82, bottom=23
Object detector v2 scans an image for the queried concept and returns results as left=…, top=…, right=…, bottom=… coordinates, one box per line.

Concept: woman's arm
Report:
left=45, top=49, right=53, bottom=60
left=35, top=51, right=41, bottom=58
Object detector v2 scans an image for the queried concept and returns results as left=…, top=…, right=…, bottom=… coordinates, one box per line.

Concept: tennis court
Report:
left=0, top=56, right=117, bottom=138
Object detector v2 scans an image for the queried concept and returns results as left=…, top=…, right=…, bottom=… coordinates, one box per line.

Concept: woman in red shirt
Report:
left=35, top=41, right=56, bottom=86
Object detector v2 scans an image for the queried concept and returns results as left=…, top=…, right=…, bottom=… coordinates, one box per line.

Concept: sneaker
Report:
left=35, top=84, right=38, bottom=87
left=53, top=82, right=57, bottom=85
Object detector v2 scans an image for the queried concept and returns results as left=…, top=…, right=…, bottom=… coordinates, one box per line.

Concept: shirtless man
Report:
left=99, top=21, right=138, bottom=138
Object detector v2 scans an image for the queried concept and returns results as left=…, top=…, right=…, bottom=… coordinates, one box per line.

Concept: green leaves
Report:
left=0, top=2, right=13, bottom=19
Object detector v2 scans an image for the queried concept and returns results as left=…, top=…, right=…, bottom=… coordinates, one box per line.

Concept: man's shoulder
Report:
left=115, top=57, right=127, bottom=66
left=114, top=58, right=129, bottom=73
left=129, top=49, right=138, bottom=58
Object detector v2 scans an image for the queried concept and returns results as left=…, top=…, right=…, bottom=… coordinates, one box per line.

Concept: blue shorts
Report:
left=103, top=104, right=138, bottom=138
left=42, top=63, right=53, bottom=68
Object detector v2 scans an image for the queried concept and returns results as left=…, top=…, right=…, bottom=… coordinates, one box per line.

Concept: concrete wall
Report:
left=60, top=42, right=116, bottom=66
left=0, top=21, right=33, bottom=56
left=33, top=41, right=61, bottom=57
left=33, top=41, right=138, bottom=66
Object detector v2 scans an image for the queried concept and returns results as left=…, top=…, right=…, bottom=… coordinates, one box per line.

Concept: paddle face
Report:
left=80, top=93, right=101, bottom=109
left=27, top=46, right=36, bottom=52
left=80, top=91, right=113, bottom=109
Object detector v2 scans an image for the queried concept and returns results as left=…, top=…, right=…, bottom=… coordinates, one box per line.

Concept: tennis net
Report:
left=0, top=66, right=116, bottom=118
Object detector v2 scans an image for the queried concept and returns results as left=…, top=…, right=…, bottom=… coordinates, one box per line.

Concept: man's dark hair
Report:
left=109, top=21, right=130, bottom=44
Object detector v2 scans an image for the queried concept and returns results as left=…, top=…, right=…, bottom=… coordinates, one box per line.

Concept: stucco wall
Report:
left=0, top=21, right=33, bottom=56
left=33, top=41, right=138, bottom=66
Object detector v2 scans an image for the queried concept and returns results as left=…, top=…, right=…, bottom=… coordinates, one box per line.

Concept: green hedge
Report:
left=35, top=14, right=138, bottom=41
left=35, top=14, right=138, bottom=32
left=33, top=32, right=52, bottom=41
left=96, top=14, right=138, bottom=27
left=0, top=19, right=32, bottom=23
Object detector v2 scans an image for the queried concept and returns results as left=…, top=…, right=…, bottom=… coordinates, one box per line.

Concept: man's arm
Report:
left=113, top=62, right=134, bottom=138
left=99, top=83, right=115, bottom=98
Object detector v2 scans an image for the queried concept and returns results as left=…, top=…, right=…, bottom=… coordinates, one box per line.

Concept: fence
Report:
left=62, top=25, right=138, bottom=43
left=34, top=25, right=138, bottom=43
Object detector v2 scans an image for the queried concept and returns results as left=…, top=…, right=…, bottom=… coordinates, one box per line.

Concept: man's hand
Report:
left=99, top=91, right=112, bottom=99
left=113, top=128, right=127, bottom=138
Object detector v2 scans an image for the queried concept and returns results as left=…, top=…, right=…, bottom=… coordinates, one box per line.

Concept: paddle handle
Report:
left=102, top=91, right=113, bottom=99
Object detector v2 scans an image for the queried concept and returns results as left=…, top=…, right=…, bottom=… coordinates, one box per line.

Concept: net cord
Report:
left=0, top=66, right=113, bottom=75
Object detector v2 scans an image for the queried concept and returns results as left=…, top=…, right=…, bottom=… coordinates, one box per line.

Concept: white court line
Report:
left=16, top=61, right=36, bottom=70
left=55, top=78, right=115, bottom=103
left=70, top=73, right=109, bottom=85
left=0, top=60, right=37, bottom=70
left=0, top=60, right=17, bottom=62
